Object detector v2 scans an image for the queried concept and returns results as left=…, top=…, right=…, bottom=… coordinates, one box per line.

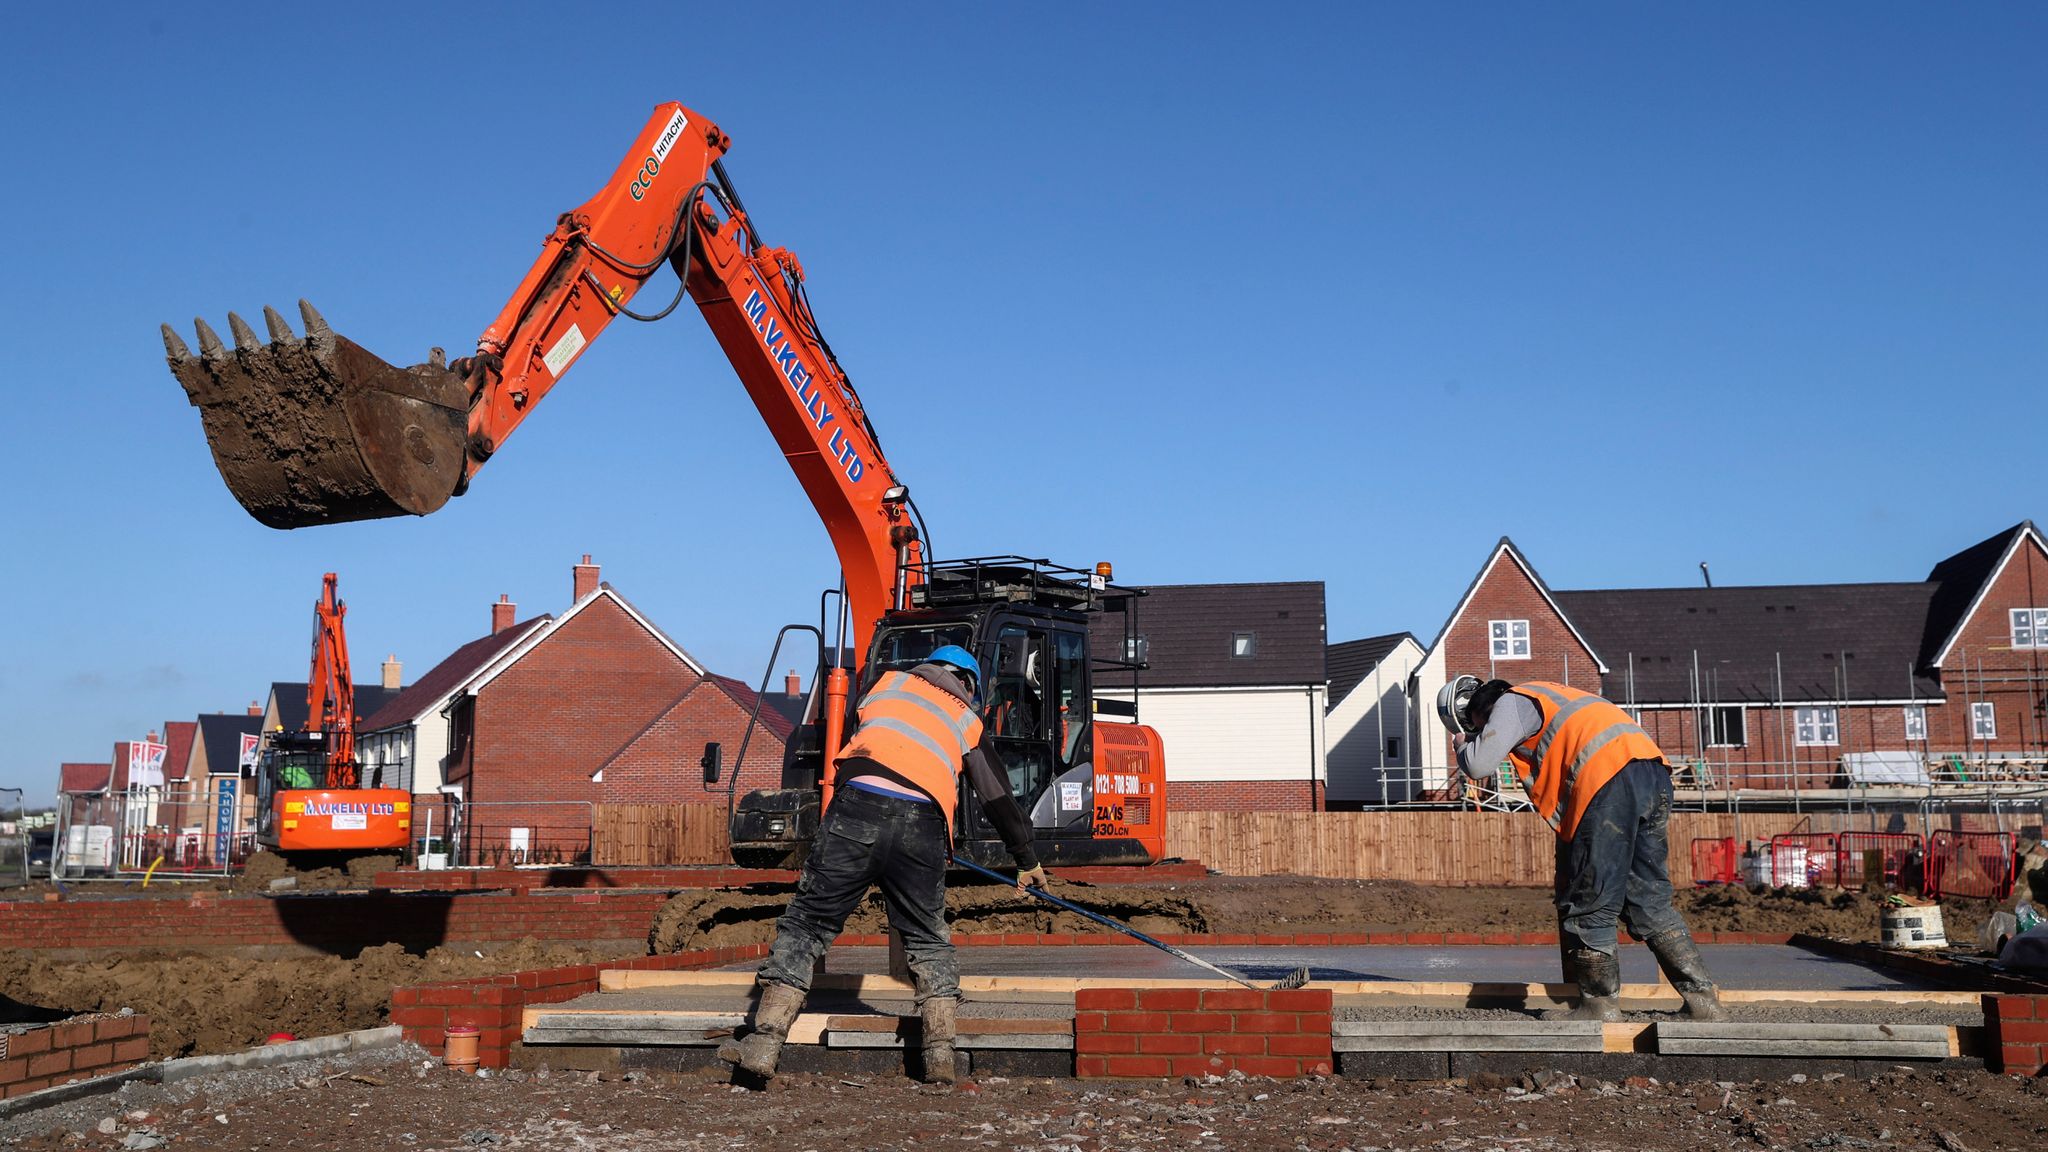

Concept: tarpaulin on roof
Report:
left=1842, top=751, right=1931, bottom=787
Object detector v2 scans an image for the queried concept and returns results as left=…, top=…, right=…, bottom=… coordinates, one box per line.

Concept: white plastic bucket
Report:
left=1881, top=904, right=1948, bottom=950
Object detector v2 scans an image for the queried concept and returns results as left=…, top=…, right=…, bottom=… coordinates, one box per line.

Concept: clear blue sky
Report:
left=2, top=4, right=2042, bottom=807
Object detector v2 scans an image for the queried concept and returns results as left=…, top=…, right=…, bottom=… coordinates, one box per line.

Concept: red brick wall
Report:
left=469, top=595, right=700, bottom=856
left=1168, top=781, right=1319, bottom=811
left=0, top=1014, right=151, bottom=1099
left=1075, top=987, right=1332, bottom=1079
left=602, top=682, right=788, bottom=803
left=1441, top=552, right=1602, bottom=767
left=1985, top=993, right=2048, bottom=1076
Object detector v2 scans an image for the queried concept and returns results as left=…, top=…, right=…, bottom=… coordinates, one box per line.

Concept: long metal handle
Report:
left=950, top=856, right=1260, bottom=990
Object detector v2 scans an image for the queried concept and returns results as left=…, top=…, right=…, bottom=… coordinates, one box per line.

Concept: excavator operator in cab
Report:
left=1438, top=676, right=1728, bottom=1023
left=721, top=645, right=1049, bottom=1085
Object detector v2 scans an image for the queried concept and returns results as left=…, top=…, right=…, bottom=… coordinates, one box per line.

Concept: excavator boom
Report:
left=166, top=103, right=916, bottom=657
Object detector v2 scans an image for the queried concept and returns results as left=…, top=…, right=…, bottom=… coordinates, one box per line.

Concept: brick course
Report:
left=1075, top=987, right=1333, bottom=1079
left=1985, top=993, right=2048, bottom=1077
left=0, top=1014, right=150, bottom=1099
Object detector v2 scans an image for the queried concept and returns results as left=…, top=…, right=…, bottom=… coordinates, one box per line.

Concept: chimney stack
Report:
left=785, top=670, right=802, bottom=697
left=247, top=701, right=262, bottom=717
left=572, top=554, right=601, bottom=602
left=492, top=594, right=516, bottom=635
left=147, top=730, right=159, bottom=744
left=382, top=654, right=403, bottom=690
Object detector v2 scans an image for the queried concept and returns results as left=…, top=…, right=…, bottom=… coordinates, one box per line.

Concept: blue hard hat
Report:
left=926, top=644, right=981, bottom=682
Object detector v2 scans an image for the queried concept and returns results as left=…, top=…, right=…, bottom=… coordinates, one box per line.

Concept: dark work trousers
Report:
left=1553, top=759, right=1690, bottom=956
left=757, top=786, right=957, bottom=1004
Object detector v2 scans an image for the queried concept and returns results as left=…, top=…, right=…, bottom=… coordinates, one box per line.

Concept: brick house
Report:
left=425, top=556, right=791, bottom=863
left=1411, top=523, right=2048, bottom=795
left=1088, top=582, right=1328, bottom=811
left=357, top=608, right=551, bottom=797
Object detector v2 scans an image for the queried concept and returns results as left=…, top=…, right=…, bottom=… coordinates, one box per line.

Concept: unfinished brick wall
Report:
left=1985, top=993, right=2048, bottom=1077
left=390, top=945, right=768, bottom=1069
left=1441, top=550, right=1602, bottom=770
left=1937, top=536, right=2048, bottom=755
left=1074, top=987, right=1332, bottom=1079
left=0, top=1014, right=151, bottom=1099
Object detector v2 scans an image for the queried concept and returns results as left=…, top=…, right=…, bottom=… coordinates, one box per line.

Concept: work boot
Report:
left=919, top=996, right=959, bottom=1085
left=717, top=982, right=806, bottom=1079
left=1645, top=929, right=1729, bottom=1022
left=1544, top=949, right=1623, bottom=1021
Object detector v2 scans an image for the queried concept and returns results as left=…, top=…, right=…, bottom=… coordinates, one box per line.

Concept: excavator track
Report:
left=163, top=301, right=470, bottom=529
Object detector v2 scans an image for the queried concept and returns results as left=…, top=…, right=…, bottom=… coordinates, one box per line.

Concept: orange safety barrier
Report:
left=1834, top=832, right=1922, bottom=892
left=1769, top=833, right=1839, bottom=889
left=1689, top=837, right=1739, bottom=886
left=1925, top=830, right=2015, bottom=900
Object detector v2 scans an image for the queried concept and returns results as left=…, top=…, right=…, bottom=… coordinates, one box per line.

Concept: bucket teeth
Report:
left=429, top=347, right=446, bottom=370
left=298, top=299, right=335, bottom=360
left=193, top=317, right=226, bottom=359
left=262, top=305, right=297, bottom=344
left=228, top=311, right=261, bottom=352
left=161, top=324, right=192, bottom=363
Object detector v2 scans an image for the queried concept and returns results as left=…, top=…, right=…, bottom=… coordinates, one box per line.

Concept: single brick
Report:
left=1168, top=1012, right=1234, bottom=1033
left=0, top=1057, right=26, bottom=1085
left=1232, top=1055, right=1304, bottom=1078
left=1075, top=1033, right=1138, bottom=1055
left=1265, top=989, right=1332, bottom=1014
left=1992, top=996, right=2037, bottom=1020
left=1295, top=1013, right=1334, bottom=1036
left=70, top=1044, right=112, bottom=1071
left=11, top=1030, right=52, bottom=1057
left=1103, top=1055, right=1172, bottom=1078
left=1137, top=1033, right=1202, bottom=1055
left=1233, top=1013, right=1297, bottom=1035
left=1997, top=1021, right=2048, bottom=1045
left=1137, top=989, right=1203, bottom=1012
left=112, top=1038, right=149, bottom=1064
left=1075, top=989, right=1137, bottom=1012
left=1075, top=1055, right=1109, bottom=1078
left=1200, top=989, right=1264, bottom=1011
left=1268, top=1034, right=1335, bottom=1058
left=27, top=1052, right=70, bottom=1079
left=1073, top=1012, right=1107, bottom=1033
left=52, top=1022, right=95, bottom=1049
left=1106, top=1012, right=1169, bottom=1033
left=93, top=1018, right=132, bottom=1042
left=1202, top=1035, right=1266, bottom=1057
left=1445, top=932, right=1483, bottom=946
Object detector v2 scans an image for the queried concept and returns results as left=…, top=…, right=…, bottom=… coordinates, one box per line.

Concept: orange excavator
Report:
left=253, top=573, right=410, bottom=855
left=166, top=102, right=1163, bottom=868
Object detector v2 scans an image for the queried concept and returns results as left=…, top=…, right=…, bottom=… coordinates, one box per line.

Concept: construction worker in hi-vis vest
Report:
left=1437, top=676, right=1729, bottom=1022
left=722, top=645, right=1048, bottom=1084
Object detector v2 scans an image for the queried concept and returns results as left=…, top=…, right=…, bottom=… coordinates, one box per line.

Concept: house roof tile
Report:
left=1089, top=582, right=1326, bottom=689
left=196, top=713, right=266, bottom=776
left=160, top=720, right=199, bottom=783
left=359, top=617, right=550, bottom=733
left=1326, top=632, right=1416, bottom=707
left=58, top=762, right=110, bottom=794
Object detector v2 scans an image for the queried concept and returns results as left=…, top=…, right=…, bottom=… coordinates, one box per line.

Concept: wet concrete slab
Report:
left=722, top=944, right=1933, bottom=992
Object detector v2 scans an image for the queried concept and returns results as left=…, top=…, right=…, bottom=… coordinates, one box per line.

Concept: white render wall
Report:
left=1324, top=637, right=1427, bottom=803
left=1094, top=685, right=1325, bottom=784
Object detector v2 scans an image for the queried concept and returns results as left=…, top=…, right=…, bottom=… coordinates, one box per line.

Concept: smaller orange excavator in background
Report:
left=254, top=573, right=411, bottom=855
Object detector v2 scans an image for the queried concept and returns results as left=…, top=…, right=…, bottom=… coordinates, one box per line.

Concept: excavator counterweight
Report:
left=164, top=301, right=468, bottom=528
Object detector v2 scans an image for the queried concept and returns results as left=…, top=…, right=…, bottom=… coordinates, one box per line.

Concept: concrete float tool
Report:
left=953, top=857, right=1310, bottom=991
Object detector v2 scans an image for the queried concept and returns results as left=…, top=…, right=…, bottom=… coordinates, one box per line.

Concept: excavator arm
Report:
left=305, top=572, right=356, bottom=787
left=166, top=103, right=920, bottom=659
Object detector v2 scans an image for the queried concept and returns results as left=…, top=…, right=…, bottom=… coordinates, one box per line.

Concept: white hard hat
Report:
left=1436, top=675, right=1482, bottom=735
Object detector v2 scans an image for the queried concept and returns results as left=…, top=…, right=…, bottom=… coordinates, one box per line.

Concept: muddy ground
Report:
left=650, top=875, right=2002, bottom=954
left=3, top=1045, right=2043, bottom=1152
left=0, top=940, right=604, bottom=1060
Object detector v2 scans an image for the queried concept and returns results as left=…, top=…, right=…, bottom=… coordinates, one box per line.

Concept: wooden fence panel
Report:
left=592, top=804, right=729, bottom=866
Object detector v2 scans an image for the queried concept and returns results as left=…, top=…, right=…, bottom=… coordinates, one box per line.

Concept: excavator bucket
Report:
left=163, top=301, right=470, bottom=529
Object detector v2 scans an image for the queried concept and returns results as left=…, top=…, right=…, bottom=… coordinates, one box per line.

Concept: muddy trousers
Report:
left=1554, top=759, right=1691, bottom=958
left=757, top=786, right=958, bottom=1004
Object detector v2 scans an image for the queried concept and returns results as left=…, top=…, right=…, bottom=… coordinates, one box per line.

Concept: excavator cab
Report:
left=163, top=303, right=470, bottom=528
left=727, top=559, right=1165, bottom=869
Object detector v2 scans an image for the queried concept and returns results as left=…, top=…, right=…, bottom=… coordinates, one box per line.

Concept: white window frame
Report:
left=1971, top=701, right=1997, bottom=741
left=1489, top=619, right=1531, bottom=660
left=1902, top=704, right=1927, bottom=742
left=1701, top=705, right=1746, bottom=748
left=1794, top=706, right=1839, bottom=747
left=2012, top=608, right=2048, bottom=649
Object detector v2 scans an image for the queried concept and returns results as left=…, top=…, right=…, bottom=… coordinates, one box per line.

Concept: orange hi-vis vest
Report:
left=1505, top=681, right=1665, bottom=842
left=837, top=669, right=984, bottom=833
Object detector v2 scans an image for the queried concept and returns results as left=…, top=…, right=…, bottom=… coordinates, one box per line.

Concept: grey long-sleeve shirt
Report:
left=1457, top=691, right=1543, bottom=781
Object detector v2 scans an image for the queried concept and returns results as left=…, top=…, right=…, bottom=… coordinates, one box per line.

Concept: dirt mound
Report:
left=649, top=880, right=1209, bottom=953
left=229, top=851, right=400, bottom=893
left=0, top=938, right=603, bottom=1059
